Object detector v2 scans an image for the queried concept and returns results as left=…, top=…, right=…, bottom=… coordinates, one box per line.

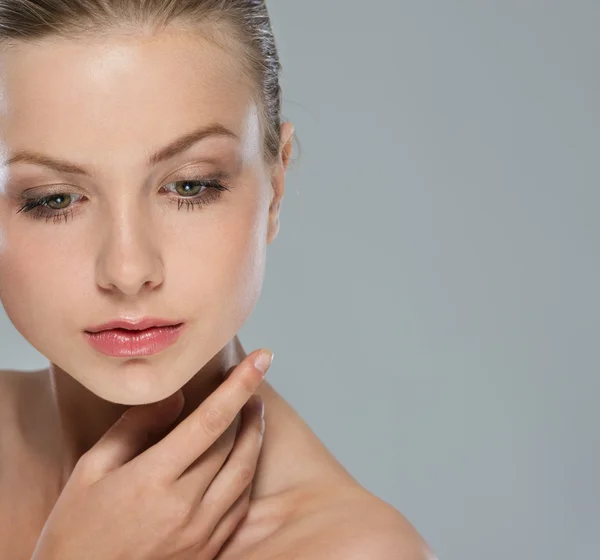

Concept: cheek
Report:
left=177, top=202, right=267, bottom=333
left=0, top=229, right=85, bottom=346
left=0, top=189, right=269, bottom=366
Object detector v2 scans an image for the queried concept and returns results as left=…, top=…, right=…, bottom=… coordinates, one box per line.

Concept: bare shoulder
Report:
left=0, top=369, right=21, bottom=483
left=0, top=367, right=59, bottom=558
left=0, top=368, right=49, bottom=456
left=0, top=368, right=20, bottom=424
left=0, top=369, right=23, bottom=454
left=298, top=487, right=436, bottom=559
left=245, top=483, right=437, bottom=560
left=0, top=367, right=45, bottom=417
left=0, top=366, right=40, bottom=393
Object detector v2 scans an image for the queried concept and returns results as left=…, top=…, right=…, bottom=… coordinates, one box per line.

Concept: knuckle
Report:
left=203, top=424, right=236, bottom=462
left=233, top=463, right=255, bottom=487
left=136, top=462, right=167, bottom=488
left=231, top=364, right=257, bottom=395
left=200, top=404, right=228, bottom=438
left=239, top=373, right=257, bottom=395
left=164, top=492, right=193, bottom=528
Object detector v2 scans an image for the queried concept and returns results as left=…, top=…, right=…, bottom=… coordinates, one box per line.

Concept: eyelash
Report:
left=15, top=177, right=231, bottom=224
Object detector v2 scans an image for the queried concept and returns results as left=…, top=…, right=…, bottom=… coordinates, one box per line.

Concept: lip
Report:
left=85, top=317, right=185, bottom=333
left=84, top=322, right=186, bottom=358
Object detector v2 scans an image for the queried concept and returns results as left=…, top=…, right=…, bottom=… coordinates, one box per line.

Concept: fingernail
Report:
left=254, top=349, right=274, bottom=377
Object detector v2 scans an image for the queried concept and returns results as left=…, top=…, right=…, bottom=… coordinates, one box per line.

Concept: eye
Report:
left=15, top=192, right=84, bottom=224
left=15, top=175, right=232, bottom=224
left=43, top=193, right=74, bottom=210
left=162, top=178, right=231, bottom=211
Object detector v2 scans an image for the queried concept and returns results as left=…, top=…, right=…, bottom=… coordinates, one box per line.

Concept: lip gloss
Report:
left=84, top=324, right=185, bottom=357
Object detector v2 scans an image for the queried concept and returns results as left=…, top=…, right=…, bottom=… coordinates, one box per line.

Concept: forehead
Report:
left=0, top=28, right=259, bottom=169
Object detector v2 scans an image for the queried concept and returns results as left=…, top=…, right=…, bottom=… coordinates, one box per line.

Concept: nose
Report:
left=95, top=208, right=164, bottom=297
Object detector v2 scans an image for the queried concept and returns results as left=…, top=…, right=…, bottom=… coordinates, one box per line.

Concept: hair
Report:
left=0, top=0, right=295, bottom=167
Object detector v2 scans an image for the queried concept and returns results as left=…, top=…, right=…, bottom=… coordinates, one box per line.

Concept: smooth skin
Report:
left=0, top=22, right=435, bottom=560
left=31, top=349, right=271, bottom=560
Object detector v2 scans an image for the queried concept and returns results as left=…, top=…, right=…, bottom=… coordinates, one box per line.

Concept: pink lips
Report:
left=84, top=321, right=186, bottom=357
left=86, top=317, right=183, bottom=333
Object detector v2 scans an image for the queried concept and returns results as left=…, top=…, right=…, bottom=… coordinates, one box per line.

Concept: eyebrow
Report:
left=2, top=123, right=238, bottom=176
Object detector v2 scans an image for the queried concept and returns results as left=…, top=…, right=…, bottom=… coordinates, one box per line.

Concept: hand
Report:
left=30, top=348, right=273, bottom=560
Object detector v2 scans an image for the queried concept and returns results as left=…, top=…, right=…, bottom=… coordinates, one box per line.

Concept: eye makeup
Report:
left=14, top=172, right=233, bottom=224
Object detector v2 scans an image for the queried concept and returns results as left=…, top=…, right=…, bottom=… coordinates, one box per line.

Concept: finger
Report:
left=177, top=393, right=262, bottom=497
left=135, top=348, right=273, bottom=482
left=182, top=393, right=264, bottom=531
left=74, top=389, right=185, bottom=480
left=170, top=398, right=259, bottom=552
left=169, top=410, right=242, bottom=499
left=205, top=483, right=252, bottom=558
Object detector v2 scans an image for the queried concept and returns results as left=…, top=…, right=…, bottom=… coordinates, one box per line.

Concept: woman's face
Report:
left=0, top=27, right=290, bottom=404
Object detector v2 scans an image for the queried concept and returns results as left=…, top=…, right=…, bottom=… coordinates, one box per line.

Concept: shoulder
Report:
left=307, top=491, right=436, bottom=559
left=0, top=368, right=45, bottom=417
left=0, top=369, right=20, bottom=424
left=0, top=368, right=48, bottom=456
left=0, top=369, right=20, bottom=478
left=256, top=483, right=437, bottom=560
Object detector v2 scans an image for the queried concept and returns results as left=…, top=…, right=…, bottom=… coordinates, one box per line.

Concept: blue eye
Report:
left=15, top=177, right=232, bottom=224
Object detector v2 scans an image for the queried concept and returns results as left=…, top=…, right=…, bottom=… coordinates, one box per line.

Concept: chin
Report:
left=45, top=341, right=208, bottom=406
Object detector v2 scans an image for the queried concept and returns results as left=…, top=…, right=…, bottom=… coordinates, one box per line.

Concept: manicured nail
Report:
left=254, top=349, right=274, bottom=376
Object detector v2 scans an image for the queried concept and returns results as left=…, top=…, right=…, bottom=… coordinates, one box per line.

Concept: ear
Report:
left=267, top=121, right=295, bottom=245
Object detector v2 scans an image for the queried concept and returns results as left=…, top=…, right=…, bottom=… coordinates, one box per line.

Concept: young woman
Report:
left=0, top=1, right=435, bottom=558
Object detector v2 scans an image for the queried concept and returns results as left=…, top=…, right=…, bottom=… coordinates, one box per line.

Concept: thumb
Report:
left=78, top=389, right=185, bottom=479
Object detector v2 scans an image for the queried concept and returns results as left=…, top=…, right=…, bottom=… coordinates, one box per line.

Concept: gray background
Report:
left=1, top=1, right=598, bottom=559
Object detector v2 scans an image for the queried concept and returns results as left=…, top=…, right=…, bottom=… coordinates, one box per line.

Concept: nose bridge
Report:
left=95, top=197, right=163, bottom=295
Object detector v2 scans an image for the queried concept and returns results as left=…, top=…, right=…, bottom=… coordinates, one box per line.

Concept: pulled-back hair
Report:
left=0, top=0, right=287, bottom=165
